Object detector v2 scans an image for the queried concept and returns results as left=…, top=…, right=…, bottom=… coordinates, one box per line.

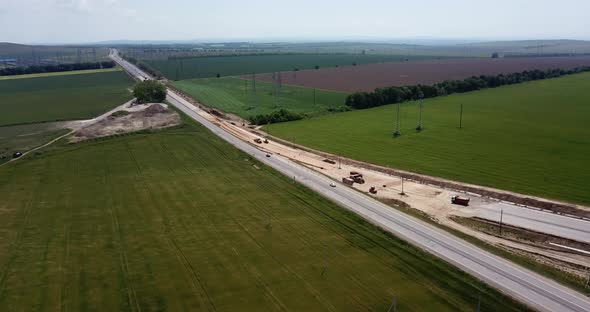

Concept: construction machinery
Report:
left=342, top=177, right=354, bottom=186
left=369, top=187, right=377, bottom=194
left=451, top=195, right=470, bottom=206
left=350, top=172, right=365, bottom=184
left=254, top=138, right=262, bottom=144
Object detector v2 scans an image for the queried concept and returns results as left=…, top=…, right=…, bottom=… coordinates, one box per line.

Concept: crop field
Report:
left=0, top=71, right=134, bottom=126
left=0, top=118, right=525, bottom=311
left=265, top=72, right=590, bottom=205
left=174, top=77, right=347, bottom=118
left=0, top=67, right=122, bottom=80
left=0, top=123, right=69, bottom=164
left=146, top=54, right=441, bottom=80
left=254, top=56, right=590, bottom=92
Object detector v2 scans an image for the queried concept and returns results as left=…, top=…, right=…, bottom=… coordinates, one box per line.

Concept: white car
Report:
left=330, top=182, right=336, bottom=187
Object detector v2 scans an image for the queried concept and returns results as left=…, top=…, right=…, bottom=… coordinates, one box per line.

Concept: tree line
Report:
left=0, top=61, right=116, bottom=76
left=249, top=109, right=303, bottom=125
left=345, top=66, right=590, bottom=110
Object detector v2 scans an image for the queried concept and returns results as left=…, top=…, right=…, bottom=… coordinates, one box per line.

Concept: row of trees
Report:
left=249, top=109, right=303, bottom=125
left=0, top=61, right=115, bottom=76
left=345, top=66, right=590, bottom=110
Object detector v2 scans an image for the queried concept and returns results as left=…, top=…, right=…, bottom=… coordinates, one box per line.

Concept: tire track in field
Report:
left=229, top=246, right=288, bottom=312
left=240, top=173, right=449, bottom=307
left=137, top=168, right=217, bottom=311
left=229, top=172, right=389, bottom=307
left=58, top=157, right=76, bottom=312
left=165, top=237, right=217, bottom=312
left=0, top=158, right=47, bottom=300
left=288, top=189, right=469, bottom=306
left=232, top=193, right=380, bottom=309
left=125, top=141, right=143, bottom=176
left=104, top=159, right=142, bottom=312
left=159, top=176, right=291, bottom=311
left=227, top=213, right=337, bottom=312
left=196, top=161, right=341, bottom=310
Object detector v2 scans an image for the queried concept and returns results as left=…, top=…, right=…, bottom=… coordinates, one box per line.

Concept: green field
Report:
left=0, top=71, right=134, bottom=126
left=174, top=77, right=347, bottom=118
left=266, top=72, right=590, bottom=205
left=0, top=123, right=69, bottom=164
left=147, top=54, right=440, bottom=80
left=0, top=67, right=122, bottom=80
left=0, top=118, right=525, bottom=311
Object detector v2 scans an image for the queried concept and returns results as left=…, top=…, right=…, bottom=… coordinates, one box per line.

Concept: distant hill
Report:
left=457, top=40, right=590, bottom=55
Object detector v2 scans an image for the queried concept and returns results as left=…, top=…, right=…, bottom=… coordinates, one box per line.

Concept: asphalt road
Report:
left=111, top=50, right=590, bottom=312
left=475, top=199, right=590, bottom=243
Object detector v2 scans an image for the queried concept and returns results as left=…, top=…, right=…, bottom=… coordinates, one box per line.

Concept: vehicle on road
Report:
left=12, top=152, right=22, bottom=158
left=330, top=182, right=336, bottom=187
left=451, top=195, right=470, bottom=206
left=265, top=153, right=271, bottom=158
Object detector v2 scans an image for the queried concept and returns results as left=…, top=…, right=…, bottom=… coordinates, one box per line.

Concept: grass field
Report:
left=0, top=71, right=134, bottom=126
left=266, top=72, right=590, bottom=205
left=147, top=54, right=441, bottom=80
left=174, top=77, right=347, bottom=118
left=0, top=67, right=122, bottom=80
left=0, top=118, right=526, bottom=311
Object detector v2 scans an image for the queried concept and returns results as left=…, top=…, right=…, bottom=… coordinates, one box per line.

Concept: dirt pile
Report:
left=70, top=103, right=181, bottom=142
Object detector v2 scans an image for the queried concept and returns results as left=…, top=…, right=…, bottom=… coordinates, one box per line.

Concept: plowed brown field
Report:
left=251, top=56, right=590, bottom=92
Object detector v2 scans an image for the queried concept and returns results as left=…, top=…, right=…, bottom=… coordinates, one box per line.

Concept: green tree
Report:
left=133, top=80, right=166, bottom=104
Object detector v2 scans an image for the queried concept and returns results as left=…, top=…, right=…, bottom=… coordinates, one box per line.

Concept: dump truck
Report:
left=351, top=175, right=365, bottom=184
left=342, top=177, right=354, bottom=186
left=369, top=187, right=377, bottom=194
left=451, top=195, right=470, bottom=206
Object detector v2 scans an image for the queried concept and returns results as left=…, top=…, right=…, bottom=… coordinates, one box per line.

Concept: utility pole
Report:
left=387, top=296, right=397, bottom=312
left=393, top=101, right=402, bottom=137
left=416, top=91, right=424, bottom=131
left=338, top=156, right=341, bottom=169
left=459, top=103, right=463, bottom=129
left=499, top=209, right=504, bottom=236
left=400, top=177, right=405, bottom=196
left=477, top=293, right=481, bottom=312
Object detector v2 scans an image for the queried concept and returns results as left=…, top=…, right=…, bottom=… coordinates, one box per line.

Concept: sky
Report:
left=1, top=0, right=590, bottom=44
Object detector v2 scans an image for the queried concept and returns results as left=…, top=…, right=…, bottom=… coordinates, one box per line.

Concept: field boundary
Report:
left=263, top=133, right=590, bottom=219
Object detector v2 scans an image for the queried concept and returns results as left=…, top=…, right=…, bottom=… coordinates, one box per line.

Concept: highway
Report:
left=476, top=200, right=590, bottom=243
left=111, top=50, right=590, bottom=312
